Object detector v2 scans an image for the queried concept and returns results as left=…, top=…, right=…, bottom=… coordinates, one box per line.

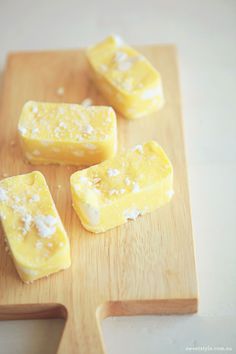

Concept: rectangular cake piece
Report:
left=70, top=141, right=173, bottom=233
left=0, top=171, right=71, bottom=283
left=87, top=35, right=164, bottom=119
left=18, top=101, right=117, bottom=166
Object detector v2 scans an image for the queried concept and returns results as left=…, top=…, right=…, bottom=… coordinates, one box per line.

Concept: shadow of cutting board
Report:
left=0, top=45, right=198, bottom=354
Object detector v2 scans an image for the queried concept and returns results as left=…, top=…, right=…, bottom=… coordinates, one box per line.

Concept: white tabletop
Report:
left=0, top=0, right=236, bottom=353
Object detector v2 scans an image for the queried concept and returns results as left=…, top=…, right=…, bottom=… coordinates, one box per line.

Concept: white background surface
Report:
left=0, top=0, right=236, bottom=353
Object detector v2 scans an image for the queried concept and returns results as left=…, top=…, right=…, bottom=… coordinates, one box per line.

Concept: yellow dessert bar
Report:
left=70, top=141, right=173, bottom=233
left=87, top=35, right=164, bottom=119
left=0, top=171, right=71, bottom=283
left=18, top=101, right=117, bottom=166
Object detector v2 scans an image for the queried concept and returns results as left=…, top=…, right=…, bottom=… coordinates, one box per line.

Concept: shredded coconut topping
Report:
left=30, top=194, right=40, bottom=202
left=132, top=182, right=140, bottom=193
left=114, top=51, right=128, bottom=62
left=124, top=208, right=142, bottom=220
left=32, top=128, right=39, bottom=134
left=59, top=122, right=67, bottom=129
left=18, top=126, right=27, bottom=135
left=34, top=215, right=57, bottom=238
left=22, top=213, right=32, bottom=235
left=82, top=124, right=94, bottom=135
left=107, top=168, right=120, bottom=177
left=79, top=176, right=91, bottom=185
left=109, top=189, right=119, bottom=196
left=131, top=144, right=144, bottom=153
left=124, top=177, right=131, bottom=186
left=32, top=106, right=38, bottom=114
left=117, top=61, right=132, bottom=72
left=0, top=187, right=8, bottom=202
left=112, top=34, right=124, bottom=47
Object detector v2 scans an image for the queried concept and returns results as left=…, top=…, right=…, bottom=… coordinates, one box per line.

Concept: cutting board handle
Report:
left=57, top=303, right=106, bottom=354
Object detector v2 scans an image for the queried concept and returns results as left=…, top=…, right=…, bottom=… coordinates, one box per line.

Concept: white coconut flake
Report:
left=32, top=128, right=39, bottom=134
left=18, top=126, right=27, bottom=135
left=22, top=213, right=32, bottom=235
left=13, top=196, right=21, bottom=203
left=81, top=98, right=93, bottom=107
left=124, top=177, right=131, bottom=186
left=114, top=51, right=128, bottom=62
left=30, top=194, right=40, bottom=202
left=132, top=182, right=140, bottom=193
left=0, top=187, right=8, bottom=202
left=167, top=189, right=175, bottom=198
left=59, top=242, right=64, bottom=247
left=112, top=34, right=124, bottom=47
left=124, top=208, right=142, bottom=220
left=12, top=204, right=27, bottom=215
left=131, top=144, right=143, bottom=153
left=79, top=176, right=88, bottom=183
left=47, top=242, right=53, bottom=248
left=59, top=121, right=67, bottom=129
left=141, top=86, right=162, bottom=100
left=34, top=215, right=57, bottom=238
left=82, top=124, right=94, bottom=135
left=109, top=189, right=119, bottom=196
left=107, top=168, right=120, bottom=177
left=117, top=61, right=132, bottom=72
left=32, top=105, right=38, bottom=114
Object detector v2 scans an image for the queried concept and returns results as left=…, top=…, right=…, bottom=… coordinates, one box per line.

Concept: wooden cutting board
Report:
left=0, top=45, right=198, bottom=354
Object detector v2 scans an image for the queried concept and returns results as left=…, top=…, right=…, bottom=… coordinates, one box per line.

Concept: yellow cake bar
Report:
left=18, top=101, right=117, bottom=166
left=87, top=35, right=164, bottom=119
left=0, top=171, right=71, bottom=283
left=70, top=141, right=173, bottom=233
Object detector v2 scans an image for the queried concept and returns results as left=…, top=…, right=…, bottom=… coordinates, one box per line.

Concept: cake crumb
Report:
left=57, top=87, right=65, bottom=96
left=81, top=98, right=93, bottom=107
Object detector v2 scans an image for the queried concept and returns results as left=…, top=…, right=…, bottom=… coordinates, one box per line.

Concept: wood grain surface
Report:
left=0, top=45, right=198, bottom=354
